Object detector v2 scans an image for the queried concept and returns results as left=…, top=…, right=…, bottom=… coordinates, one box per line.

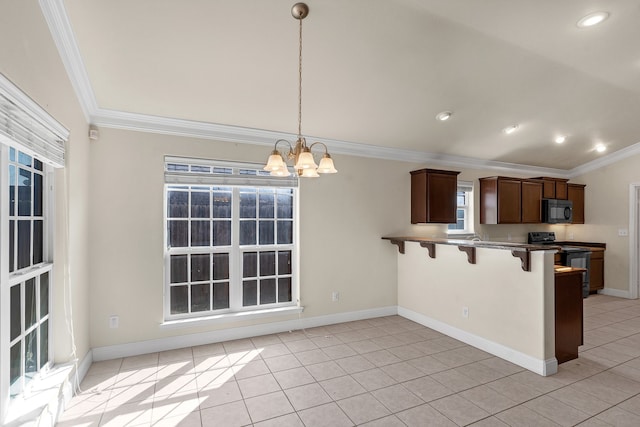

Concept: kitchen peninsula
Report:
left=383, top=236, right=561, bottom=376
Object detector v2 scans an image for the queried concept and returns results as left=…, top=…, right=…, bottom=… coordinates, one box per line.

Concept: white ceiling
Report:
left=45, top=0, right=640, bottom=172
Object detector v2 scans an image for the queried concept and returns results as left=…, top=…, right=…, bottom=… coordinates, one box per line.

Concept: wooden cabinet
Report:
left=479, top=177, right=522, bottom=224
left=534, top=177, right=569, bottom=200
left=521, top=179, right=543, bottom=223
left=567, top=183, right=586, bottom=224
left=589, top=248, right=605, bottom=292
left=410, top=168, right=460, bottom=224
left=555, top=269, right=584, bottom=364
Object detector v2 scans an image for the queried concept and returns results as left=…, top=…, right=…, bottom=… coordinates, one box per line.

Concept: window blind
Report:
left=458, top=180, right=474, bottom=193
left=0, top=75, right=67, bottom=168
left=164, top=156, right=299, bottom=188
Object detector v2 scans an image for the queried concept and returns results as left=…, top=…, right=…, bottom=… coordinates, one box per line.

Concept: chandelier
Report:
left=263, top=3, right=338, bottom=178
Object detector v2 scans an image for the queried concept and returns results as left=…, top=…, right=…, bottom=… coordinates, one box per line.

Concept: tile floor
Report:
left=58, top=294, right=640, bottom=426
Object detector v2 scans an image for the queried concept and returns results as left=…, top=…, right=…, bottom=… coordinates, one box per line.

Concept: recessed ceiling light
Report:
left=503, top=125, right=519, bottom=135
left=435, top=111, right=453, bottom=121
left=595, top=144, right=607, bottom=153
left=555, top=136, right=566, bottom=144
left=577, top=12, right=609, bottom=28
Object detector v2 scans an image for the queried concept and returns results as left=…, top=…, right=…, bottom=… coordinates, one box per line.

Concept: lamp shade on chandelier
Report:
left=263, top=3, right=338, bottom=178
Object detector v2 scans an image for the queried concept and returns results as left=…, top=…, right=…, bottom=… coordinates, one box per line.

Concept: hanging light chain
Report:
left=297, top=10, right=303, bottom=139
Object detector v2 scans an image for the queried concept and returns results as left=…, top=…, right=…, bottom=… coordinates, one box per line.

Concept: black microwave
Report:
left=542, top=199, right=573, bottom=223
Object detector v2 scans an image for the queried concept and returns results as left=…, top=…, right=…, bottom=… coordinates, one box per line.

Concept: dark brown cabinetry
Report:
left=589, top=248, right=605, bottom=292
left=410, top=168, right=460, bottom=224
left=534, top=177, right=569, bottom=200
left=479, top=177, right=522, bottom=224
left=480, top=176, right=586, bottom=224
left=555, top=269, right=584, bottom=364
left=567, top=183, right=585, bottom=224
left=521, top=179, right=543, bottom=223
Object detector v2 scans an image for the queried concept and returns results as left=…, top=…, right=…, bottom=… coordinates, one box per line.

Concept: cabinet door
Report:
left=427, top=172, right=457, bottom=223
left=568, top=184, right=585, bottom=224
left=556, top=181, right=569, bottom=200
left=589, top=251, right=604, bottom=291
left=542, top=180, right=556, bottom=199
left=497, top=179, right=521, bottom=223
left=522, top=180, right=543, bottom=223
left=410, top=172, right=427, bottom=224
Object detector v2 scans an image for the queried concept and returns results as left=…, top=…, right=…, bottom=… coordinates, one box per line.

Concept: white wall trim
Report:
left=39, top=0, right=640, bottom=177
left=38, top=0, right=97, bottom=121
left=598, top=288, right=632, bottom=299
left=629, top=183, right=640, bottom=300
left=92, top=306, right=397, bottom=361
left=569, top=142, right=640, bottom=178
left=398, top=307, right=558, bottom=376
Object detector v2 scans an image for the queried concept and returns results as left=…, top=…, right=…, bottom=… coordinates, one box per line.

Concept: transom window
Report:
left=164, top=158, right=298, bottom=320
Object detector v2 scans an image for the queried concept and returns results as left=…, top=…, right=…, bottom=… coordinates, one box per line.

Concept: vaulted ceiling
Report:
left=43, top=0, right=640, bottom=174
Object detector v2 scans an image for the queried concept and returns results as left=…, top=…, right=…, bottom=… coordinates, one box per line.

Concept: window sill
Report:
left=160, top=305, right=304, bottom=330
left=4, top=363, right=74, bottom=427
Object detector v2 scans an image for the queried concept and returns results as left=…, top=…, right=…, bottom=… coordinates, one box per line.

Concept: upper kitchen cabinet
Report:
left=479, top=177, right=522, bottom=224
left=533, top=177, right=569, bottom=200
left=567, top=183, right=586, bottom=224
left=410, top=168, right=460, bottom=224
left=521, top=179, right=543, bottom=223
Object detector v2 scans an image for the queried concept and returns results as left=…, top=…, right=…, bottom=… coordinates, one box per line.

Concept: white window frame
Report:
left=447, top=180, right=474, bottom=235
left=0, top=146, right=55, bottom=419
left=163, top=157, right=300, bottom=322
left=0, top=75, right=66, bottom=423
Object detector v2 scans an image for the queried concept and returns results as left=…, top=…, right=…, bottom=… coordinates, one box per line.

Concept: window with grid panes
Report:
left=447, top=181, right=473, bottom=234
left=6, top=148, right=52, bottom=399
left=164, top=158, right=297, bottom=319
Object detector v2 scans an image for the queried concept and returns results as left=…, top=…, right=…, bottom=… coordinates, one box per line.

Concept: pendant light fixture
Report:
left=263, top=3, right=337, bottom=178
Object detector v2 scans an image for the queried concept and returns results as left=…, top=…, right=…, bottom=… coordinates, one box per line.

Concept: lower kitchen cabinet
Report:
left=555, top=269, right=584, bottom=364
left=589, top=248, right=605, bottom=292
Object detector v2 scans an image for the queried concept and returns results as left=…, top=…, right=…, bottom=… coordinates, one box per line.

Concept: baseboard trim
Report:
left=598, top=288, right=632, bottom=299
left=398, top=307, right=558, bottom=376
left=92, top=306, right=398, bottom=361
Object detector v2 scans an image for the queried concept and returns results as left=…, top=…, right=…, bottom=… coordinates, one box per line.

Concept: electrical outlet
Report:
left=567, top=232, right=574, bottom=240
left=109, top=315, right=119, bottom=329
left=331, top=291, right=339, bottom=302
left=462, top=307, right=469, bottom=318
left=619, top=229, right=629, bottom=237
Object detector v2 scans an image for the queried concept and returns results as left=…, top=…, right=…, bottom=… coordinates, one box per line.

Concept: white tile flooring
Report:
left=58, top=295, right=640, bottom=426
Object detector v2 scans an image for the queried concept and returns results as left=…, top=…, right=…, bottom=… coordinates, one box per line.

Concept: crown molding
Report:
left=38, top=0, right=633, bottom=179
left=39, top=0, right=97, bottom=121
left=91, top=107, right=570, bottom=177
left=568, top=141, right=640, bottom=178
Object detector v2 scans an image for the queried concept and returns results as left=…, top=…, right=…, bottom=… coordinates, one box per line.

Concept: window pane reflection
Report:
left=191, top=254, right=210, bottom=282
left=243, top=280, right=257, bottom=306
left=213, top=282, right=230, bottom=309
left=278, top=278, right=292, bottom=302
left=40, top=273, right=49, bottom=318
left=260, top=252, right=276, bottom=276
left=25, top=278, right=36, bottom=330
left=260, top=279, right=277, bottom=304
left=170, top=286, right=188, bottom=314
left=170, top=255, right=188, bottom=283
left=191, top=284, right=210, bottom=312
left=259, top=221, right=274, bottom=245
left=212, top=253, right=229, bottom=280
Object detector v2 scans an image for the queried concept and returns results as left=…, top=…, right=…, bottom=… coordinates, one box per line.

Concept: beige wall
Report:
left=0, top=1, right=91, bottom=363
left=87, top=128, right=413, bottom=348
left=569, top=154, right=640, bottom=294
left=398, top=242, right=556, bottom=371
